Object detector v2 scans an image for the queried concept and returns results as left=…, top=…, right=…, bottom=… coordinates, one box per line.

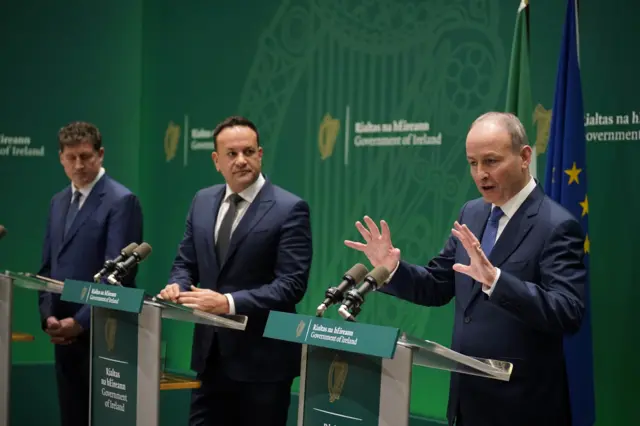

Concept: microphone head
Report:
left=134, top=242, right=152, bottom=260
left=122, top=242, right=138, bottom=256
left=0, top=225, right=6, bottom=240
left=365, top=265, right=391, bottom=287
left=344, top=263, right=369, bottom=283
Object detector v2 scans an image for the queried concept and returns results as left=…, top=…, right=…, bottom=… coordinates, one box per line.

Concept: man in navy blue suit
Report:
left=38, top=121, right=143, bottom=426
left=159, top=116, right=312, bottom=426
left=345, top=112, right=586, bottom=426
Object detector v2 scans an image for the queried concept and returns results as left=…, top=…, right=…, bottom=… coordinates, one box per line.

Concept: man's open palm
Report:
left=344, top=216, right=400, bottom=273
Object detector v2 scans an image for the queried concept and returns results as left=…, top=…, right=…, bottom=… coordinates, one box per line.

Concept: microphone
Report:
left=93, top=242, right=139, bottom=282
left=338, top=265, right=390, bottom=322
left=0, top=225, right=6, bottom=240
left=316, top=263, right=369, bottom=317
left=106, top=243, right=152, bottom=285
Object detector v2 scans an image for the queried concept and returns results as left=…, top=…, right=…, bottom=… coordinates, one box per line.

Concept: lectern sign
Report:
left=61, top=279, right=145, bottom=313
left=263, top=311, right=399, bottom=358
left=264, top=312, right=401, bottom=426
left=62, top=280, right=142, bottom=426
left=91, top=308, right=138, bottom=425
left=303, top=347, right=382, bottom=425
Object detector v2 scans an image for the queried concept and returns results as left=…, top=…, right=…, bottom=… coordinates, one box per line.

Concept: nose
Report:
left=235, top=154, right=247, bottom=166
left=476, top=166, right=489, bottom=180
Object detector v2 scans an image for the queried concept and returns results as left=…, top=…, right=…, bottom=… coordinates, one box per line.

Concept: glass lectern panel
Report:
left=397, top=333, right=512, bottom=382
left=2, top=271, right=64, bottom=293
left=145, top=296, right=248, bottom=331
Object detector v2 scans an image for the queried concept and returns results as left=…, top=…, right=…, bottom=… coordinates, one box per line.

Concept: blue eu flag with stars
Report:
left=544, top=1, right=595, bottom=425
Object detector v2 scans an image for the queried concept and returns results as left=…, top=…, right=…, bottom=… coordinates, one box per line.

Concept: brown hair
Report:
left=58, top=121, right=102, bottom=152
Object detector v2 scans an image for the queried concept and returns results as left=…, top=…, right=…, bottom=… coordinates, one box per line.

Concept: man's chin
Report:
left=231, top=172, right=257, bottom=189
left=479, top=189, right=500, bottom=204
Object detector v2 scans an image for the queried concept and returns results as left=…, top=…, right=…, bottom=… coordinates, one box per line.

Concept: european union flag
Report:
left=544, top=1, right=595, bottom=425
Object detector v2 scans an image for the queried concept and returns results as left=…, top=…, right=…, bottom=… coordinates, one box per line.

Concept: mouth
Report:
left=481, top=184, right=496, bottom=192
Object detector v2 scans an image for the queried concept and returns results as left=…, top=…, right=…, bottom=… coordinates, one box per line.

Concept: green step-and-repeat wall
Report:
left=1, top=1, right=638, bottom=425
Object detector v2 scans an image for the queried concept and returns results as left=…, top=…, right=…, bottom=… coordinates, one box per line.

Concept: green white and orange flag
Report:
left=505, top=0, right=535, bottom=177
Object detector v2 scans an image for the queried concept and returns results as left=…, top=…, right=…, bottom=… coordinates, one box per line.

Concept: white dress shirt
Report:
left=217, top=173, right=266, bottom=314
left=483, top=176, right=537, bottom=296
left=70, top=167, right=105, bottom=208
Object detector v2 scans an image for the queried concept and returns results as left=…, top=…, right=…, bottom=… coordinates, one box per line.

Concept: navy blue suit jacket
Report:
left=168, top=180, right=312, bottom=382
left=38, top=174, right=144, bottom=332
left=383, top=185, right=585, bottom=426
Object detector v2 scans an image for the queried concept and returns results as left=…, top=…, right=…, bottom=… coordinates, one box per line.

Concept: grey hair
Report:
left=470, top=112, right=528, bottom=151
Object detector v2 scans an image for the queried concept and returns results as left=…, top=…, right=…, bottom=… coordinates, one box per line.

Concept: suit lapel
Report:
left=488, top=186, right=543, bottom=267
left=58, top=176, right=107, bottom=254
left=205, top=186, right=226, bottom=274
left=465, top=186, right=544, bottom=311
left=53, top=189, right=72, bottom=258
left=462, top=203, right=491, bottom=312
left=219, top=182, right=275, bottom=270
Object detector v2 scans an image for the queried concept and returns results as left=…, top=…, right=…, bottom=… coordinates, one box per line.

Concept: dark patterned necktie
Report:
left=64, top=191, right=82, bottom=237
left=215, top=193, right=243, bottom=264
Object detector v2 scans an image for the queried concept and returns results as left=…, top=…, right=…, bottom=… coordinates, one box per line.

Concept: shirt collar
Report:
left=72, top=167, right=105, bottom=199
left=494, top=176, right=537, bottom=218
left=224, top=173, right=266, bottom=204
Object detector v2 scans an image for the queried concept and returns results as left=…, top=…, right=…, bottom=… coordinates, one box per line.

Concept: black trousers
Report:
left=54, top=343, right=90, bottom=426
left=189, top=356, right=293, bottom=426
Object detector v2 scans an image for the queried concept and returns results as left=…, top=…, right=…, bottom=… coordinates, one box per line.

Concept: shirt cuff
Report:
left=482, top=268, right=501, bottom=297
left=224, top=293, right=236, bottom=315
left=384, top=261, right=400, bottom=284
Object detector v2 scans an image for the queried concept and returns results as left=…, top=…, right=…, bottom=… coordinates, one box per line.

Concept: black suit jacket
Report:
left=383, top=185, right=585, bottom=426
left=169, top=179, right=313, bottom=382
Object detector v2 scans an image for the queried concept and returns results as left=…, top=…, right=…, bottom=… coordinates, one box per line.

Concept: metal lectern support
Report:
left=0, top=271, right=65, bottom=426
left=0, top=273, right=12, bottom=426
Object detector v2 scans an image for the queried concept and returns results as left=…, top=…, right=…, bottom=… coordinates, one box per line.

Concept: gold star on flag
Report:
left=579, top=195, right=589, bottom=217
left=565, top=162, right=582, bottom=185
left=584, top=234, right=590, bottom=254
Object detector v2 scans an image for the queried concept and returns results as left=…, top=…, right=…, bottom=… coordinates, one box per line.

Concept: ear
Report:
left=59, top=150, right=64, bottom=165
left=97, top=147, right=105, bottom=161
left=211, top=151, right=220, bottom=171
left=520, top=145, right=533, bottom=169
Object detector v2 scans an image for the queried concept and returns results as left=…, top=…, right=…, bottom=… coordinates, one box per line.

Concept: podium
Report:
left=0, top=271, right=60, bottom=426
left=263, top=311, right=513, bottom=426
left=0, top=271, right=248, bottom=426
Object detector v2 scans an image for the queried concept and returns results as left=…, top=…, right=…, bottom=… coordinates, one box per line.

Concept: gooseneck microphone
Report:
left=316, top=263, right=369, bottom=317
left=338, top=265, right=390, bottom=322
left=0, top=225, right=6, bottom=241
left=106, top=243, right=152, bottom=285
left=93, top=242, right=139, bottom=282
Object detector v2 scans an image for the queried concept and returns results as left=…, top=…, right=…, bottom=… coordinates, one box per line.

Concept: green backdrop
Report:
left=1, top=1, right=638, bottom=425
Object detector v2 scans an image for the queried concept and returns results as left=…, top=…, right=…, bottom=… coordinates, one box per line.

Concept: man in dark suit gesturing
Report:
left=38, top=121, right=144, bottom=426
left=345, top=112, right=586, bottom=426
left=159, top=116, right=313, bottom=426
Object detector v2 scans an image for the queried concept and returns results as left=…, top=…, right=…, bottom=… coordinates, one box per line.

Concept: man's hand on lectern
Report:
left=158, top=283, right=181, bottom=302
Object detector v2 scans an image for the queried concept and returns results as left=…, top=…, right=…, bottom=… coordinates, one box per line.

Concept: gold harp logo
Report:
left=328, top=354, right=348, bottom=403
left=164, top=121, right=181, bottom=162
left=80, top=286, right=88, bottom=301
left=296, top=320, right=305, bottom=338
left=105, top=316, right=117, bottom=352
left=318, top=113, right=340, bottom=160
left=533, top=104, right=552, bottom=155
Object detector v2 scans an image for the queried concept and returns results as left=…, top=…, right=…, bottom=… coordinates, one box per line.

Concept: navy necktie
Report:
left=480, top=206, right=504, bottom=257
left=64, top=191, right=82, bottom=237
left=216, top=193, right=243, bottom=264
